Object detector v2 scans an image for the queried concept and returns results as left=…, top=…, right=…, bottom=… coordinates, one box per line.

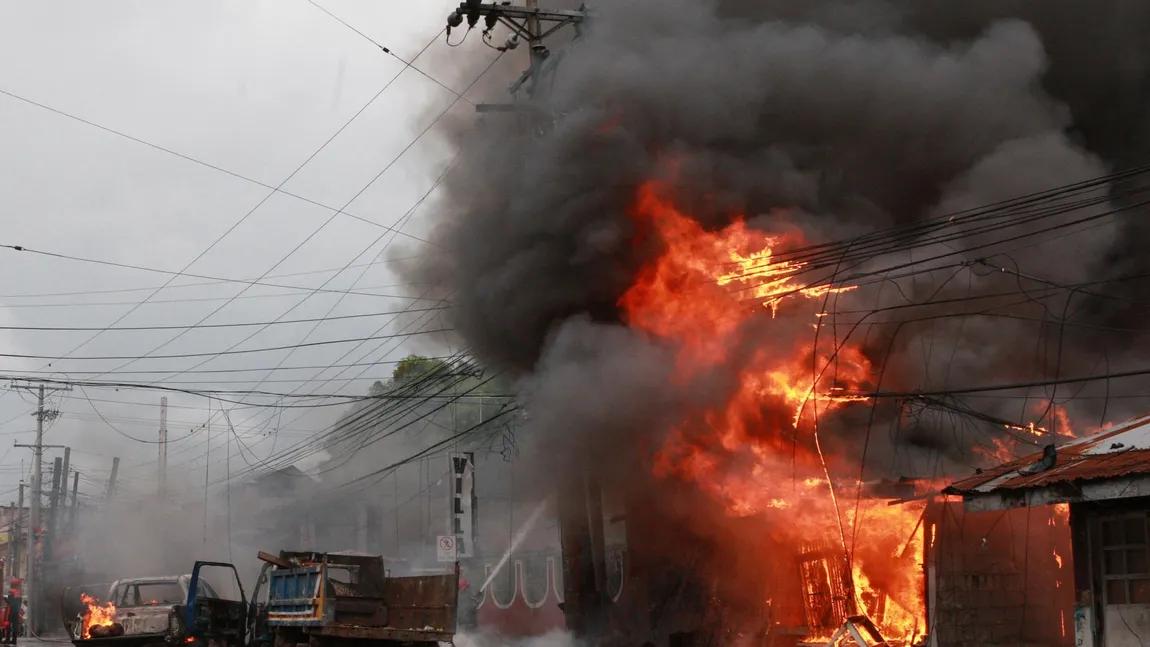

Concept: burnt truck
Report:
left=63, top=562, right=247, bottom=647
left=248, top=550, right=459, bottom=647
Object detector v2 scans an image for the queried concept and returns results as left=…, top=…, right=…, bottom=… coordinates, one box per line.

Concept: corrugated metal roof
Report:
left=945, top=412, right=1150, bottom=495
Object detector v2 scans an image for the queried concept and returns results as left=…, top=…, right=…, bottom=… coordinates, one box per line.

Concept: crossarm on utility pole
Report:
left=444, top=0, right=586, bottom=100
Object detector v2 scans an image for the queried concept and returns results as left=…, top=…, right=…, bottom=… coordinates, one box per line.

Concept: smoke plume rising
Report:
left=408, top=0, right=1150, bottom=470
left=398, top=1, right=1150, bottom=638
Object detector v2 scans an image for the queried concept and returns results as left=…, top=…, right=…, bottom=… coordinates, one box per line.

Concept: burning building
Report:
left=399, top=0, right=1150, bottom=645
left=946, top=414, right=1150, bottom=647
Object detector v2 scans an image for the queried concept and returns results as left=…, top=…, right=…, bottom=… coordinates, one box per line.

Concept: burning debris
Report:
left=80, top=594, right=120, bottom=639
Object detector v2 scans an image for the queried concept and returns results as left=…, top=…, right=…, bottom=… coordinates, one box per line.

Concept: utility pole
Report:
left=58, top=447, right=71, bottom=529
left=13, top=483, right=22, bottom=584
left=69, top=471, right=80, bottom=530
left=4, top=500, right=13, bottom=582
left=48, top=457, right=62, bottom=532
left=445, top=0, right=586, bottom=107
left=441, top=1, right=593, bottom=637
left=158, top=397, right=168, bottom=499
left=203, top=421, right=210, bottom=549
left=105, top=457, right=120, bottom=501
left=45, top=456, right=62, bottom=587
left=12, top=438, right=62, bottom=635
left=11, top=381, right=69, bottom=637
left=11, top=381, right=70, bottom=604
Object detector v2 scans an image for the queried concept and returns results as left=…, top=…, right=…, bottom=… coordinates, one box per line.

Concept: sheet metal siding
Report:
left=266, top=568, right=324, bottom=626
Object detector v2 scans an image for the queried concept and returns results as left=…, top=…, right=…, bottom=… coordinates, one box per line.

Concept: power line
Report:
left=160, top=53, right=505, bottom=474
left=0, top=244, right=439, bottom=301
left=0, top=91, right=438, bottom=247
left=855, top=365, right=1150, bottom=399
left=0, top=254, right=438, bottom=299
left=160, top=312, right=461, bottom=472
left=15, top=27, right=449, bottom=374
left=0, top=285, right=445, bottom=309
left=305, top=0, right=472, bottom=103
left=0, top=356, right=458, bottom=376
left=93, top=35, right=463, bottom=381
left=0, top=305, right=452, bottom=332
left=0, top=328, right=450, bottom=362
left=199, top=49, right=508, bottom=467
left=221, top=361, right=506, bottom=488
left=179, top=351, right=481, bottom=481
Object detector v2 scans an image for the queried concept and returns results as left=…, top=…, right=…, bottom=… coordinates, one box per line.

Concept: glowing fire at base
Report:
left=81, top=593, right=117, bottom=639
left=619, top=179, right=925, bottom=641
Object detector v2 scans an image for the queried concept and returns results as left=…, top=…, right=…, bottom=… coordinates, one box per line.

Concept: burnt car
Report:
left=64, top=562, right=246, bottom=647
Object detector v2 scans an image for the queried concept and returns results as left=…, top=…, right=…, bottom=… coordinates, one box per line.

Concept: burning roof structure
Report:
left=946, top=415, right=1150, bottom=511
left=942, top=415, right=1150, bottom=647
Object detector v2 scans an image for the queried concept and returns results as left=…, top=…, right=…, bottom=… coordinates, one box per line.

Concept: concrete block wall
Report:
left=931, top=503, right=1075, bottom=647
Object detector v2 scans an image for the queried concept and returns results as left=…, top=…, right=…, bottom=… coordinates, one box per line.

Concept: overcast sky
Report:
left=0, top=1, right=512, bottom=506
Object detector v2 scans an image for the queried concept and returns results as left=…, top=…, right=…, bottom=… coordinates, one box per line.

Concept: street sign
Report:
left=436, top=535, right=457, bottom=562
left=449, top=452, right=476, bottom=558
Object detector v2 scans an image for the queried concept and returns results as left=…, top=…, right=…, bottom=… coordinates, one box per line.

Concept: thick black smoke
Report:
left=404, top=0, right=1150, bottom=478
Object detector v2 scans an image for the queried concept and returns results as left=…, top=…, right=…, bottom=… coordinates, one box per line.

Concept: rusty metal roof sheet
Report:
left=945, top=412, right=1150, bottom=495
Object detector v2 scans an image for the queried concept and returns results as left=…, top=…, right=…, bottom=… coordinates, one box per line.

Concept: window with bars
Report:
left=1101, top=513, right=1150, bottom=605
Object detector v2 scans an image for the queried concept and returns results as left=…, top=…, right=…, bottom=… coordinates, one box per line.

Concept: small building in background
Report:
left=946, top=413, right=1150, bottom=647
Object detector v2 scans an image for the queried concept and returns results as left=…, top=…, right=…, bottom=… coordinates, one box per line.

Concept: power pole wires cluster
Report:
left=445, top=0, right=586, bottom=106
left=10, top=380, right=69, bottom=634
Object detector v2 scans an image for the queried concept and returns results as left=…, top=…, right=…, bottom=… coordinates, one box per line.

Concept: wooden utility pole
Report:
left=105, top=457, right=120, bottom=501
left=13, top=483, right=22, bottom=584
left=48, top=457, right=62, bottom=532
left=10, top=379, right=70, bottom=629
left=11, top=379, right=70, bottom=635
left=4, top=501, right=12, bottom=580
left=158, top=397, right=168, bottom=499
left=69, top=471, right=80, bottom=529
left=58, top=447, right=70, bottom=529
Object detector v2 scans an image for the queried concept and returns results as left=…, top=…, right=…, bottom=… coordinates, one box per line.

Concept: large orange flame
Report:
left=619, top=179, right=925, bottom=641
left=80, top=593, right=117, bottom=639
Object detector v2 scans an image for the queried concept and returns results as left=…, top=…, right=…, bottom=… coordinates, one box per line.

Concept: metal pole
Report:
left=9, top=379, right=70, bottom=634
left=59, top=447, right=71, bottom=530
left=14, top=483, right=22, bottom=584
left=204, top=399, right=211, bottom=549
left=28, top=383, right=44, bottom=630
left=48, top=457, right=62, bottom=538
left=5, top=502, right=11, bottom=581
left=105, top=457, right=120, bottom=501
left=45, top=456, right=62, bottom=598
left=158, top=397, right=168, bottom=499
left=69, top=471, right=79, bottom=529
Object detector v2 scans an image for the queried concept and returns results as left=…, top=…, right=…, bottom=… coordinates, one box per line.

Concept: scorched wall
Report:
left=929, top=501, right=1075, bottom=647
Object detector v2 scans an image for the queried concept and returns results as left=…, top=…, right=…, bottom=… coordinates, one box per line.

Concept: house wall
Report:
left=1070, top=496, right=1150, bottom=647
left=929, top=501, right=1075, bottom=647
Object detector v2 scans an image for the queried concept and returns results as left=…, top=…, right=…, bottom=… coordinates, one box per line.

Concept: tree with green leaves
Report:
left=337, top=354, right=516, bottom=450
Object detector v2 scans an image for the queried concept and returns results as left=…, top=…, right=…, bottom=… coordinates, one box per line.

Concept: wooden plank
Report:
left=258, top=551, right=294, bottom=568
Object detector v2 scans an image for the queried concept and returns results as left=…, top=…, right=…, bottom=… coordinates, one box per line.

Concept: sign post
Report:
left=436, top=535, right=457, bottom=562
left=449, top=452, right=477, bottom=558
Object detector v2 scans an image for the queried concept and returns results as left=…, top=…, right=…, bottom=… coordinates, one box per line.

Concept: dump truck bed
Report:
left=262, top=550, right=459, bottom=644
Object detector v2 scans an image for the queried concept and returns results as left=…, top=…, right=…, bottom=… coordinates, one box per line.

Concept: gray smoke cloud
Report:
left=405, top=0, right=1150, bottom=484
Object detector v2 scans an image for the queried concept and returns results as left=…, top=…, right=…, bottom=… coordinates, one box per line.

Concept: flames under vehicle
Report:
left=63, top=562, right=247, bottom=647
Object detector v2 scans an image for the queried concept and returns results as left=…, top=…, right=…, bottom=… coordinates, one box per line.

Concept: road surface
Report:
left=23, top=637, right=73, bottom=646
